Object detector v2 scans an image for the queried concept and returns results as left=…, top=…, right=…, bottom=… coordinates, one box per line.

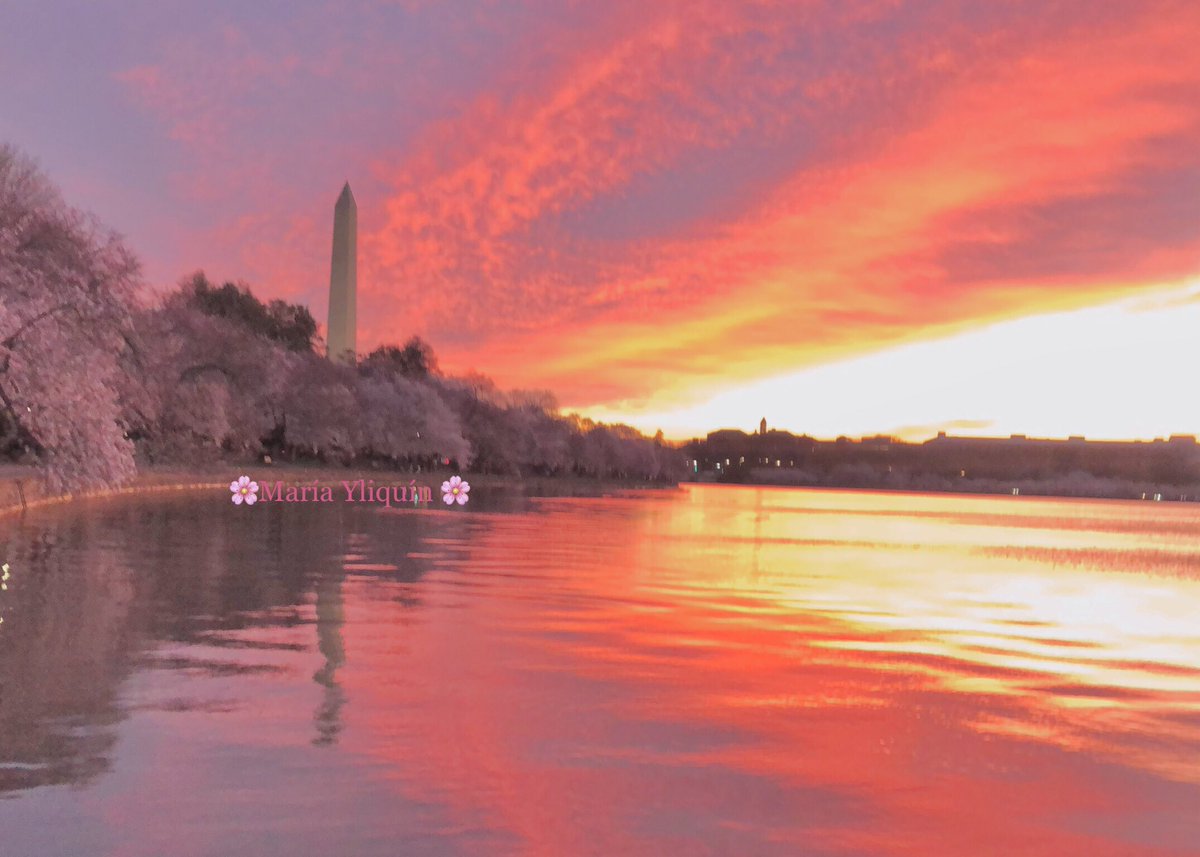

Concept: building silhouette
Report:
left=682, top=429, right=1200, bottom=499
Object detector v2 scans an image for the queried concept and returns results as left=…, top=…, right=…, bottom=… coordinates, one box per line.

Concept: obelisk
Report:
left=326, top=182, right=357, bottom=364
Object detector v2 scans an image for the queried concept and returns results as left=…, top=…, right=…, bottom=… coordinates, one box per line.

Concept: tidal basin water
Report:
left=2, top=485, right=1199, bottom=856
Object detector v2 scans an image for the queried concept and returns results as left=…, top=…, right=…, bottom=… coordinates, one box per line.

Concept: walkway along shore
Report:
left=0, top=464, right=675, bottom=518
left=0, top=466, right=227, bottom=518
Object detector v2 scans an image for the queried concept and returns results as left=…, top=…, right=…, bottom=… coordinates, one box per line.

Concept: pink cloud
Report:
left=104, top=1, right=1199, bottom=413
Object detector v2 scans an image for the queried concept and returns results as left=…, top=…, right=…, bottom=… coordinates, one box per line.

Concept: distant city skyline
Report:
left=2, top=2, right=1197, bottom=441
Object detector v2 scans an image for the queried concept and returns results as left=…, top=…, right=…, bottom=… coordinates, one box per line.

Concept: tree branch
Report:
left=179, top=363, right=234, bottom=383
left=1, top=302, right=74, bottom=350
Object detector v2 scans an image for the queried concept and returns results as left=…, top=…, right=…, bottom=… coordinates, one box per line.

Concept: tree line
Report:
left=0, top=144, right=685, bottom=493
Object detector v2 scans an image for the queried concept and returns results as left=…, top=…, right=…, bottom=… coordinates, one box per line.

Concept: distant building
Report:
left=682, top=428, right=1200, bottom=496
left=759, top=417, right=767, bottom=435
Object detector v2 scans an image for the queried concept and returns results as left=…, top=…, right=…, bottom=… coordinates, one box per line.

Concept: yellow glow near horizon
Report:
left=581, top=279, right=1200, bottom=441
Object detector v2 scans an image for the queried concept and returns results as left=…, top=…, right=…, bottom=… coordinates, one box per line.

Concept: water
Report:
left=1, top=485, right=1199, bottom=855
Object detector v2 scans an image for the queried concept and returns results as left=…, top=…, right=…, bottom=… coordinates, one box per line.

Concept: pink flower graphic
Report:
left=230, top=475, right=259, bottom=505
left=441, top=475, right=470, bottom=506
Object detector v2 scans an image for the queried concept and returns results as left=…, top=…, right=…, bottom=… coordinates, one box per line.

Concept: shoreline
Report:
left=7, top=461, right=1197, bottom=517
left=0, top=464, right=676, bottom=518
left=690, top=470, right=1200, bottom=503
left=0, top=467, right=228, bottom=518
left=7, top=463, right=1197, bottom=517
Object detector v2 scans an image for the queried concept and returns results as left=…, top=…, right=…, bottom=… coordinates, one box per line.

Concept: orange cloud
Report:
left=360, top=1, right=1199, bottom=420
left=104, top=1, right=1199, bottom=434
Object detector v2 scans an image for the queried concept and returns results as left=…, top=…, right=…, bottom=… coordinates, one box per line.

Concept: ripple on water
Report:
left=1, top=486, right=1199, bottom=854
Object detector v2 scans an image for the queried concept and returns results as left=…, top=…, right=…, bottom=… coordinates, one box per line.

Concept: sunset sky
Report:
left=2, top=1, right=1198, bottom=440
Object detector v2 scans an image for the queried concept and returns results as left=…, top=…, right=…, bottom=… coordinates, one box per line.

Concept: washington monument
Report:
left=326, top=182, right=357, bottom=363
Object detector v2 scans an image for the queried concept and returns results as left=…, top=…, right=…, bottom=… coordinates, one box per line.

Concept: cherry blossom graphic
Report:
left=441, top=476, right=470, bottom=506
left=230, top=475, right=259, bottom=505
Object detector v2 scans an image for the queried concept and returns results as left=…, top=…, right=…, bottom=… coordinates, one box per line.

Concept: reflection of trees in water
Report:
left=0, top=515, right=135, bottom=793
left=0, top=496, right=444, bottom=792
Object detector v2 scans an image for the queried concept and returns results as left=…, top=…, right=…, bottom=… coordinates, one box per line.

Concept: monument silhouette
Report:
left=326, top=182, right=357, bottom=363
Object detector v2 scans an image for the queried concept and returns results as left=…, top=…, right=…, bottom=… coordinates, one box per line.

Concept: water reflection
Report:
left=0, top=485, right=1198, bottom=855
left=0, top=515, right=132, bottom=793
left=312, top=567, right=346, bottom=747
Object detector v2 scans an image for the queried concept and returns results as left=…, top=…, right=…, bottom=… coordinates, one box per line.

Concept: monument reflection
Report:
left=1, top=487, right=1198, bottom=856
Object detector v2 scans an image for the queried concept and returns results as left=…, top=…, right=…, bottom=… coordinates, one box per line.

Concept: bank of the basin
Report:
left=0, top=464, right=676, bottom=517
left=692, top=468, right=1200, bottom=502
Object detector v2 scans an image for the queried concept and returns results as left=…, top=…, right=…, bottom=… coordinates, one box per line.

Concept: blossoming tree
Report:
left=0, top=145, right=140, bottom=492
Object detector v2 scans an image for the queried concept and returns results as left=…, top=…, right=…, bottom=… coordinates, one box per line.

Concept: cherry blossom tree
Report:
left=281, top=354, right=358, bottom=459
left=354, top=368, right=469, bottom=467
left=0, top=145, right=139, bottom=492
left=390, top=375, right=470, bottom=465
left=119, top=283, right=296, bottom=460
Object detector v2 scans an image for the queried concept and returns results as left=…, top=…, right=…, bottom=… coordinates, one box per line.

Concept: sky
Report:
left=1, top=0, right=1198, bottom=441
